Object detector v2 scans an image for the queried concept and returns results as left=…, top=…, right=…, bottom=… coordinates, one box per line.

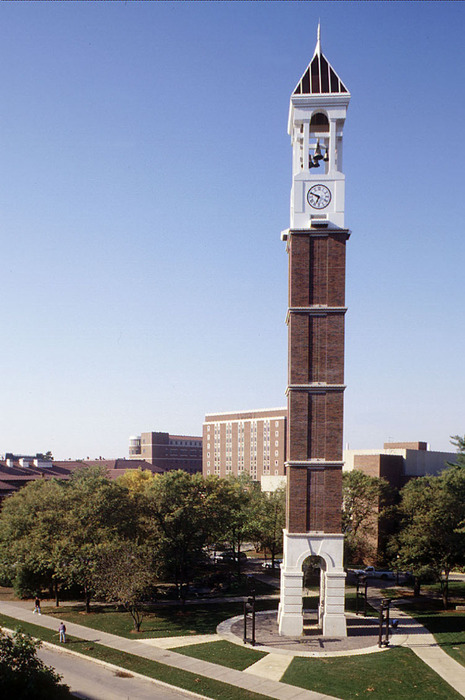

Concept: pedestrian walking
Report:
left=33, top=596, right=41, bottom=615
left=58, top=621, right=66, bottom=643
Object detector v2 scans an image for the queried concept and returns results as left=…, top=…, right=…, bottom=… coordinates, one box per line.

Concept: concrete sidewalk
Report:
left=368, top=591, right=465, bottom=698
left=0, top=600, right=338, bottom=700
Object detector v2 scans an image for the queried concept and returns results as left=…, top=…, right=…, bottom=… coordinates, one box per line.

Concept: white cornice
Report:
left=285, top=460, right=344, bottom=469
left=286, top=384, right=346, bottom=395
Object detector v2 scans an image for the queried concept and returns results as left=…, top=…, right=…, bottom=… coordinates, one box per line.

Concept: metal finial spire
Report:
left=315, top=21, right=322, bottom=55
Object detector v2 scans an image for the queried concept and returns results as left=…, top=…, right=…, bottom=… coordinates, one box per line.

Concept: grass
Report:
left=377, top=580, right=465, bottom=667
left=282, top=647, right=462, bottom=699
left=42, top=599, right=279, bottom=638
left=40, top=591, right=370, bottom=641
left=173, top=640, right=266, bottom=670
left=398, top=601, right=465, bottom=668
left=0, top=612, right=272, bottom=700
left=4, top=594, right=464, bottom=700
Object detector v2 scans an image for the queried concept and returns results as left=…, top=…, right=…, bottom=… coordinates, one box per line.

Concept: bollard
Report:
left=378, top=599, right=391, bottom=647
left=243, top=580, right=256, bottom=645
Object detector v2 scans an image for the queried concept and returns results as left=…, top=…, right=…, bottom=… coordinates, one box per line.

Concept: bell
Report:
left=323, top=148, right=329, bottom=162
left=313, top=139, right=323, bottom=161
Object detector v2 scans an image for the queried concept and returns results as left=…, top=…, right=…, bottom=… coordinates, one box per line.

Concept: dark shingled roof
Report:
left=293, top=26, right=348, bottom=96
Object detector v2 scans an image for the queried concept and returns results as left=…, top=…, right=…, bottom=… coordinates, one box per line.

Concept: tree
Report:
left=0, top=478, right=68, bottom=602
left=92, top=541, right=154, bottom=631
left=58, top=466, right=138, bottom=611
left=391, top=466, right=465, bottom=605
left=342, top=470, right=392, bottom=564
left=117, top=468, right=157, bottom=495
left=216, top=474, right=258, bottom=578
left=145, top=471, right=224, bottom=600
left=448, top=435, right=465, bottom=468
left=0, top=628, right=71, bottom=698
left=0, top=466, right=138, bottom=610
left=250, top=487, right=285, bottom=569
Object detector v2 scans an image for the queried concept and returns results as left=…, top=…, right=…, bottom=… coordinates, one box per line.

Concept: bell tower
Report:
left=278, top=26, right=350, bottom=637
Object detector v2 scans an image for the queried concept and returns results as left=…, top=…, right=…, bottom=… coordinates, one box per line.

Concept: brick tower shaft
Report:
left=286, top=229, right=349, bottom=533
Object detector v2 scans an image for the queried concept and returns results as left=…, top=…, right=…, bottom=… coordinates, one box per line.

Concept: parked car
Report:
left=350, top=566, right=395, bottom=581
left=261, top=559, right=282, bottom=569
left=218, top=551, right=247, bottom=563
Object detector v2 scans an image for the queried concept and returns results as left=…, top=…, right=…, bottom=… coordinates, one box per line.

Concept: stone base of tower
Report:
left=278, top=530, right=347, bottom=637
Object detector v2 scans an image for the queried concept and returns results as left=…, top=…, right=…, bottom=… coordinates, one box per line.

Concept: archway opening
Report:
left=302, top=554, right=326, bottom=633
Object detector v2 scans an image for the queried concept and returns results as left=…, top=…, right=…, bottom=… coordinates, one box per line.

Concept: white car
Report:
left=262, top=559, right=282, bottom=569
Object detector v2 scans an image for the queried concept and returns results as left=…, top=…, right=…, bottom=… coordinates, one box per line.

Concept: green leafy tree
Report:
left=0, top=628, right=71, bottom=698
left=250, top=487, right=285, bottom=569
left=92, top=540, right=154, bottom=631
left=0, top=478, right=67, bottom=602
left=216, top=474, right=258, bottom=578
left=58, top=466, right=137, bottom=611
left=342, top=470, right=392, bottom=564
left=448, top=435, right=465, bottom=468
left=145, top=471, right=224, bottom=599
left=391, top=466, right=465, bottom=605
left=0, top=466, right=137, bottom=610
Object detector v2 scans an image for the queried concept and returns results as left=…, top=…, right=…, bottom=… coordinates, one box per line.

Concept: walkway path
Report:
left=0, top=599, right=337, bottom=700
left=368, top=590, right=465, bottom=698
left=3, top=592, right=465, bottom=699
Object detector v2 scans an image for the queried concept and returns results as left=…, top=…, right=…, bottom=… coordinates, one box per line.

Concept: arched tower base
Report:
left=278, top=530, right=346, bottom=637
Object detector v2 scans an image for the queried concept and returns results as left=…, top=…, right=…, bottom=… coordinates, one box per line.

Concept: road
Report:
left=38, top=645, right=205, bottom=700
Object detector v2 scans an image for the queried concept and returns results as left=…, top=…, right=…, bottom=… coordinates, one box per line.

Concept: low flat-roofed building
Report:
left=343, top=441, right=457, bottom=485
left=0, top=455, right=163, bottom=500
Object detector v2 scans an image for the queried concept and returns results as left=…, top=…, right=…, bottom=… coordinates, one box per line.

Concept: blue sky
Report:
left=1, top=1, right=464, bottom=459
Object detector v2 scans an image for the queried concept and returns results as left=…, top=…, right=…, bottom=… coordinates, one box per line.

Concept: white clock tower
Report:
left=288, top=25, right=350, bottom=230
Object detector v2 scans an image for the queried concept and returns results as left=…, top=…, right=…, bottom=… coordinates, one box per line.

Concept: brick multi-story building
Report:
left=129, top=432, right=202, bottom=474
left=202, top=408, right=287, bottom=483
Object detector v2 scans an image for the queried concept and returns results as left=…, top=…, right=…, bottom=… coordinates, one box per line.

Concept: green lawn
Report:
left=173, top=640, right=266, bottom=670
left=282, top=647, right=462, bottom=700
left=0, top=613, right=272, bottom=700
left=41, top=600, right=279, bottom=638
left=380, top=581, right=465, bottom=668
left=403, top=606, right=465, bottom=667
left=41, top=593, right=367, bottom=640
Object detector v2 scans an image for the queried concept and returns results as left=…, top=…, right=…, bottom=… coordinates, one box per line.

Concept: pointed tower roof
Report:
left=293, top=24, right=349, bottom=96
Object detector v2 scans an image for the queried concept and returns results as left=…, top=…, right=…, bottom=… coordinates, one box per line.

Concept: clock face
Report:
left=307, top=184, right=331, bottom=209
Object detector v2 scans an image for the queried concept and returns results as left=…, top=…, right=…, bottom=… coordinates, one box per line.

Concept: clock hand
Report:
left=312, top=193, right=320, bottom=200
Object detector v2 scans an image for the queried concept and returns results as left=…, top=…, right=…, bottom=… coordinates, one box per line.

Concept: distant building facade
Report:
left=129, top=432, right=202, bottom=474
left=343, top=441, right=457, bottom=485
left=0, top=455, right=162, bottom=500
left=343, top=441, right=458, bottom=563
left=202, top=408, right=287, bottom=482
